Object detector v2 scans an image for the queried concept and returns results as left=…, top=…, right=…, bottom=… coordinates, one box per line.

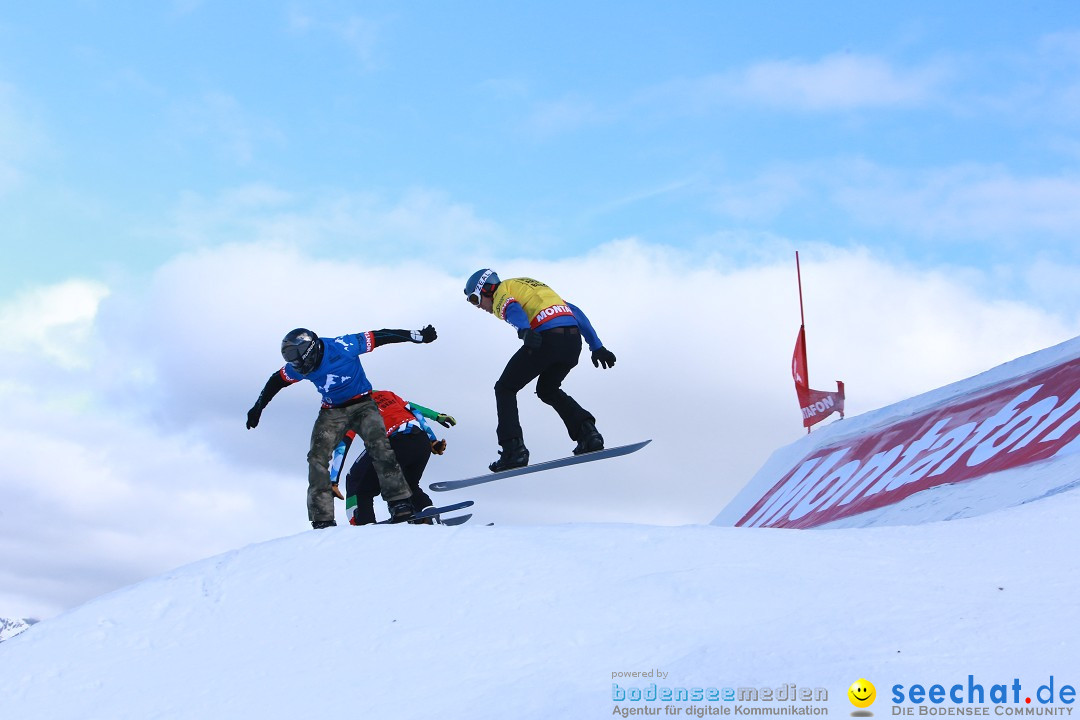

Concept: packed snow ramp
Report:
left=713, top=335, right=1080, bottom=529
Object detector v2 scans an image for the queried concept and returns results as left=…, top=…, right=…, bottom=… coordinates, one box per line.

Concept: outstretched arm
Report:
left=408, top=401, right=455, bottom=454
left=408, top=401, right=456, bottom=428
left=246, top=370, right=295, bottom=429
left=367, top=325, right=437, bottom=348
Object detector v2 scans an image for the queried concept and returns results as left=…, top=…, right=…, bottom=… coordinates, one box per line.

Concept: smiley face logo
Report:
left=848, top=679, right=876, bottom=708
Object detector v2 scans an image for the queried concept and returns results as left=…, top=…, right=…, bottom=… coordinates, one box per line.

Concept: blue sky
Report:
left=3, top=2, right=1080, bottom=619
left=3, top=2, right=1080, bottom=292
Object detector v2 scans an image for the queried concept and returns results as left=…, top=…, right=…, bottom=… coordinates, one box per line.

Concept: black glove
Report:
left=518, top=328, right=542, bottom=350
left=418, top=325, right=437, bottom=343
left=246, top=402, right=263, bottom=429
left=435, top=413, right=456, bottom=428
left=591, top=347, right=616, bottom=369
left=431, top=439, right=447, bottom=455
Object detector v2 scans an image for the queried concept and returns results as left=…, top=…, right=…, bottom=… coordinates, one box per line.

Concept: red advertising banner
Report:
left=742, top=355, right=1080, bottom=528
left=793, top=325, right=845, bottom=428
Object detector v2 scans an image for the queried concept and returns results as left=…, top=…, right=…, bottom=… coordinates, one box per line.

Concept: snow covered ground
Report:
left=3, top=336, right=1077, bottom=719
left=715, top=334, right=1080, bottom=530
left=0, top=481, right=1076, bottom=720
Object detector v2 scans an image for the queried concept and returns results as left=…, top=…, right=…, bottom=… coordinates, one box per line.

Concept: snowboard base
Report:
left=428, top=440, right=651, bottom=492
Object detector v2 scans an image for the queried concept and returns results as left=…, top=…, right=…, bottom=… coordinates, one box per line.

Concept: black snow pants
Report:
left=493, top=326, right=594, bottom=446
left=345, top=427, right=434, bottom=525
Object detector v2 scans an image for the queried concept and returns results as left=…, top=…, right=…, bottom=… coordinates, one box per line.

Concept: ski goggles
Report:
left=465, top=269, right=495, bottom=306
left=282, top=337, right=319, bottom=373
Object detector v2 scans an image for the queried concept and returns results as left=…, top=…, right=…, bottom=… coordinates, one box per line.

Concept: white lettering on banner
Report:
left=743, top=449, right=849, bottom=526
left=802, top=396, right=835, bottom=419
left=1002, top=387, right=1080, bottom=447
left=789, top=457, right=862, bottom=521
left=923, top=387, right=1042, bottom=479
left=836, top=445, right=906, bottom=507
left=865, top=418, right=955, bottom=497
left=737, top=357, right=1080, bottom=528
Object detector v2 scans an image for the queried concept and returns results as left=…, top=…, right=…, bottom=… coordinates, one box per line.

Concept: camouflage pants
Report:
left=306, top=397, right=411, bottom=523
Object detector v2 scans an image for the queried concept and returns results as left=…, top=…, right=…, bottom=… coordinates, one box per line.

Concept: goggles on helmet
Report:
left=282, top=333, right=320, bottom=374
left=466, top=269, right=496, bottom=306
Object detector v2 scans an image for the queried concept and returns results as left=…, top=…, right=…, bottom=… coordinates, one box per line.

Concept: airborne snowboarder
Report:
left=463, top=269, right=616, bottom=472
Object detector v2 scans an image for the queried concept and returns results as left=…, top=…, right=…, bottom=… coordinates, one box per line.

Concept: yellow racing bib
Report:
left=492, top=278, right=575, bottom=328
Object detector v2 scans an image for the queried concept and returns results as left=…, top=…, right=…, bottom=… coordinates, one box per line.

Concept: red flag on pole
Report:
left=792, top=325, right=844, bottom=429
left=793, top=252, right=844, bottom=430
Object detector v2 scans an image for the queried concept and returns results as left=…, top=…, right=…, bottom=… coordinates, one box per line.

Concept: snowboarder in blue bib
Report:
left=246, top=325, right=437, bottom=527
left=463, top=269, right=617, bottom=472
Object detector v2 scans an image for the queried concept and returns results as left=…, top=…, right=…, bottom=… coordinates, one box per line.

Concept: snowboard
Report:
left=375, top=500, right=474, bottom=524
left=440, top=513, right=473, bottom=526
left=428, top=440, right=651, bottom=492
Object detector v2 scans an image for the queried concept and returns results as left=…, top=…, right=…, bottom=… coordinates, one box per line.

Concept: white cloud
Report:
left=524, top=95, right=609, bottom=137
left=954, top=30, right=1080, bottom=124
left=710, top=166, right=813, bottom=221
left=0, top=279, right=110, bottom=369
left=286, top=9, right=381, bottom=69
left=643, top=53, right=951, bottom=114
left=170, top=0, right=205, bottom=16
left=831, top=162, right=1080, bottom=237
left=1038, top=30, right=1080, bottom=61
left=709, top=158, right=1080, bottom=246
left=163, top=184, right=508, bottom=263
left=1, top=234, right=1077, bottom=621
left=733, top=53, right=950, bottom=110
left=336, top=15, right=380, bottom=66
left=516, top=52, right=949, bottom=137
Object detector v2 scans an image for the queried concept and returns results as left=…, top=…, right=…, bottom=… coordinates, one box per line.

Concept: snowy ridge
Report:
left=1, top=339, right=1078, bottom=719
left=713, top=334, right=1080, bottom=528
left=0, top=486, right=1077, bottom=719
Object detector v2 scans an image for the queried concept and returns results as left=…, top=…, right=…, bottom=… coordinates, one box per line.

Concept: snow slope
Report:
left=3, top=339, right=1078, bottom=719
left=714, top=334, right=1080, bottom=528
left=0, top=487, right=1077, bottom=720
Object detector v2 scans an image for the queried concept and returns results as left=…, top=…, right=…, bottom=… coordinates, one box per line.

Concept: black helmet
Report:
left=281, top=328, right=323, bottom=375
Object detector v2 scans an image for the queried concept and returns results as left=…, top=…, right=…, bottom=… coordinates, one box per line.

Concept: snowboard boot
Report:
left=573, top=420, right=605, bottom=455
left=311, top=519, right=337, bottom=529
left=350, top=508, right=375, bottom=526
left=489, top=438, right=529, bottom=472
left=387, top=499, right=415, bottom=524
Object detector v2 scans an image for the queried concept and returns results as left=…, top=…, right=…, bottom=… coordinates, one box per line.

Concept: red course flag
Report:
left=792, top=325, right=845, bottom=429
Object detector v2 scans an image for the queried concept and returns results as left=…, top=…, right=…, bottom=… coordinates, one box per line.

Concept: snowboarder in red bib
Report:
left=328, top=390, right=456, bottom=525
left=246, top=325, right=437, bottom=527
left=463, top=269, right=617, bottom=472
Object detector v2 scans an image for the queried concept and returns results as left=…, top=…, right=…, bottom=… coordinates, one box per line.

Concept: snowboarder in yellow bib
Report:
left=464, top=269, right=617, bottom=472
